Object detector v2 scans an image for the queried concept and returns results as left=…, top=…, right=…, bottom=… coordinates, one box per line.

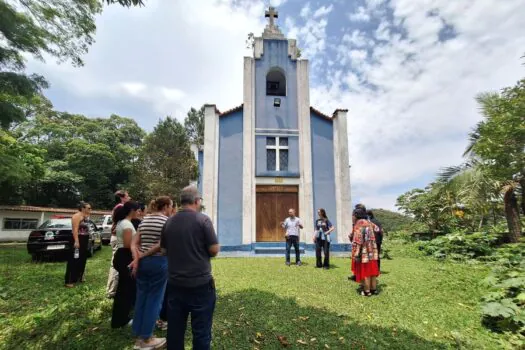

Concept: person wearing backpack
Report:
left=350, top=207, right=380, bottom=296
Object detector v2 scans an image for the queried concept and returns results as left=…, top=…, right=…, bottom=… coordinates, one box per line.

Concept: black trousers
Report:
left=111, top=248, right=136, bottom=328
left=64, top=234, right=89, bottom=285
left=285, top=236, right=300, bottom=263
left=315, top=239, right=330, bottom=268
left=159, top=288, right=168, bottom=322
left=377, top=241, right=382, bottom=271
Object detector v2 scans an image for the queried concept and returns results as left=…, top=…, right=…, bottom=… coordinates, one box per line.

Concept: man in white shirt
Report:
left=281, top=208, right=304, bottom=266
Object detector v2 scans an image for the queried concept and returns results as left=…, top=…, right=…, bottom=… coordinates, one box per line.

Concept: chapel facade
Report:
left=197, top=7, right=351, bottom=251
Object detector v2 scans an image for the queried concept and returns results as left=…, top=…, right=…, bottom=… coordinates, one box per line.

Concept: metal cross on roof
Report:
left=265, top=6, right=278, bottom=27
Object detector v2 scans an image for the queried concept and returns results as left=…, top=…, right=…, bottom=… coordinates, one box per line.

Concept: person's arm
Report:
left=142, top=243, right=161, bottom=258
left=160, top=222, right=167, bottom=256
left=297, top=219, right=304, bottom=229
left=326, top=220, right=335, bottom=235
left=71, top=214, right=81, bottom=249
left=203, top=217, right=219, bottom=257
left=122, top=226, right=133, bottom=249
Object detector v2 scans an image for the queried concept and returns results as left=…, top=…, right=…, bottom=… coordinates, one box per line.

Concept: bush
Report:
left=417, top=232, right=500, bottom=260
left=480, top=242, right=525, bottom=348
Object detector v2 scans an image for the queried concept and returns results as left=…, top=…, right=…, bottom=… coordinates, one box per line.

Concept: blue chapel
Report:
left=196, top=7, right=352, bottom=252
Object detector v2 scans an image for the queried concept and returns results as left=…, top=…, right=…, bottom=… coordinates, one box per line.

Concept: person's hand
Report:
left=74, top=240, right=80, bottom=249
left=128, top=259, right=139, bottom=277
left=312, top=237, right=316, bottom=243
left=285, top=234, right=289, bottom=240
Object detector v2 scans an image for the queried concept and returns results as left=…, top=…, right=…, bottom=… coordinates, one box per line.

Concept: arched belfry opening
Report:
left=266, top=68, right=286, bottom=96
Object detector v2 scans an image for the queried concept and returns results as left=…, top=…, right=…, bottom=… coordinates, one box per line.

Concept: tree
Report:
left=128, top=117, right=198, bottom=204
left=369, top=209, right=413, bottom=232
left=440, top=79, right=524, bottom=242
left=12, top=110, right=145, bottom=208
left=0, top=0, right=143, bottom=128
left=184, top=106, right=205, bottom=148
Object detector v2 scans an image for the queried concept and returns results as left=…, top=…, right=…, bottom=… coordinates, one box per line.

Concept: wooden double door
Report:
left=256, top=185, right=299, bottom=242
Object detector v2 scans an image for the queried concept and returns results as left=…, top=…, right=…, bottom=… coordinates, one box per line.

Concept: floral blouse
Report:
left=351, top=219, right=380, bottom=263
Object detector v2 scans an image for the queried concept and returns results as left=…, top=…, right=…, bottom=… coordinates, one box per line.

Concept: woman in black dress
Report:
left=65, top=202, right=92, bottom=287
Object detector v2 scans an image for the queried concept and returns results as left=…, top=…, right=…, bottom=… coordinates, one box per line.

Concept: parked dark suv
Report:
left=27, top=217, right=102, bottom=261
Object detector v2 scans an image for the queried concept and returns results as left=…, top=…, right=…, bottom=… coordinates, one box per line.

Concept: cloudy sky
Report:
left=27, top=0, right=525, bottom=211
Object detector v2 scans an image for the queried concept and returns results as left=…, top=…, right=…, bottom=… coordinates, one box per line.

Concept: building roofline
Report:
left=310, top=107, right=348, bottom=121
left=0, top=205, right=110, bottom=216
left=219, top=104, right=244, bottom=117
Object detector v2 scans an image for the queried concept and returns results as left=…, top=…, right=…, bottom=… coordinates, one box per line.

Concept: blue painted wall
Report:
left=310, top=111, right=338, bottom=239
left=254, top=40, right=298, bottom=130
left=217, top=110, right=243, bottom=245
left=255, top=135, right=300, bottom=177
left=197, top=150, right=203, bottom=195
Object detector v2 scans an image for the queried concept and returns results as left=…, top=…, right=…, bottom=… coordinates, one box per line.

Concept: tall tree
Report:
left=184, top=106, right=205, bottom=149
left=0, top=0, right=143, bottom=128
left=128, top=117, right=198, bottom=204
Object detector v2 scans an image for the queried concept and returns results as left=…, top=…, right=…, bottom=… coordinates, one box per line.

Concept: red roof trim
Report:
left=219, top=104, right=243, bottom=117
left=310, top=106, right=333, bottom=121
left=0, top=205, right=110, bottom=215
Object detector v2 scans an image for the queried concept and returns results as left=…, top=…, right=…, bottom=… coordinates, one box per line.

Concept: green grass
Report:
left=0, top=242, right=502, bottom=349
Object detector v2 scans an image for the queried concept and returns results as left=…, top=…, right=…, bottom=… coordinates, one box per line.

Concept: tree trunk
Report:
left=520, top=176, right=525, bottom=215
left=503, top=189, right=522, bottom=243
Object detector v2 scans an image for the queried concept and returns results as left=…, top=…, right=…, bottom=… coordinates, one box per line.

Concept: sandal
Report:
left=371, top=289, right=379, bottom=295
left=361, top=290, right=371, bottom=297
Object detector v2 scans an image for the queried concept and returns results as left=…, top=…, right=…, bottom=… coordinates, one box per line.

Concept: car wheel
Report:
left=31, top=253, right=41, bottom=262
left=87, top=243, right=94, bottom=257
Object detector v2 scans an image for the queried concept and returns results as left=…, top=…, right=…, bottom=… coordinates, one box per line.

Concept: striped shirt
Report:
left=138, top=214, right=168, bottom=255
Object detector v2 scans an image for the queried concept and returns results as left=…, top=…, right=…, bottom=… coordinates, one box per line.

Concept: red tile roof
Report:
left=219, top=104, right=244, bottom=117
left=0, top=205, right=110, bottom=216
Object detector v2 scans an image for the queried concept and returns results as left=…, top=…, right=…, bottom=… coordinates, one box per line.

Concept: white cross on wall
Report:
left=266, top=136, right=288, bottom=171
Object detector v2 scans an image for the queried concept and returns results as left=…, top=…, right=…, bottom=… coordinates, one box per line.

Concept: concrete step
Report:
left=254, top=247, right=305, bottom=255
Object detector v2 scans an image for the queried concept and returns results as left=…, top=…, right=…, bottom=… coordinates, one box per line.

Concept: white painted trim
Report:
left=255, top=177, right=300, bottom=185
left=213, top=111, right=219, bottom=230
left=250, top=60, right=257, bottom=245
left=297, top=59, right=314, bottom=242
left=257, top=133, right=298, bottom=137
left=254, top=37, right=264, bottom=59
left=333, top=110, right=352, bottom=243
left=265, top=136, right=289, bottom=172
left=203, top=105, right=218, bottom=229
left=255, top=128, right=299, bottom=132
left=243, top=57, right=255, bottom=245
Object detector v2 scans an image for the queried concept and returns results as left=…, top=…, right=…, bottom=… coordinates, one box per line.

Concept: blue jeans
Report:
left=167, top=280, right=216, bottom=350
left=133, top=256, right=167, bottom=339
left=285, top=236, right=300, bottom=263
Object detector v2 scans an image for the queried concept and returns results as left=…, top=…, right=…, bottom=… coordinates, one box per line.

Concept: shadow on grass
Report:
left=212, top=288, right=448, bottom=349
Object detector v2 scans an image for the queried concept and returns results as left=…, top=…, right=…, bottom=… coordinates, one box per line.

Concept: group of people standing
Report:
left=281, top=204, right=383, bottom=296
left=63, top=188, right=382, bottom=349
left=64, top=186, right=219, bottom=350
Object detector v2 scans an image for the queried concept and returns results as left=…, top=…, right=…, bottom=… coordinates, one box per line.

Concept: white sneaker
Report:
left=140, top=337, right=166, bottom=349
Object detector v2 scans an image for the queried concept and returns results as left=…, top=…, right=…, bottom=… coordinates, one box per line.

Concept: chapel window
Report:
left=266, top=137, right=288, bottom=171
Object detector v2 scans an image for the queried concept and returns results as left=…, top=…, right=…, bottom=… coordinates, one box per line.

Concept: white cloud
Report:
left=300, top=3, right=311, bottom=18
left=348, top=6, right=371, bottom=22
left=342, top=30, right=372, bottom=47
left=311, top=0, right=525, bottom=209
left=313, top=4, right=334, bottom=18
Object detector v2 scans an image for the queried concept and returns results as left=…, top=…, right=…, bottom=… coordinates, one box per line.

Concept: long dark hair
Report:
left=77, top=201, right=90, bottom=211
left=318, top=208, right=328, bottom=219
left=113, top=201, right=139, bottom=223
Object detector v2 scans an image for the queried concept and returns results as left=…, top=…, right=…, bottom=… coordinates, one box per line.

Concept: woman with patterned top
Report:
left=313, top=208, right=335, bottom=269
left=111, top=201, right=140, bottom=329
left=65, top=202, right=92, bottom=287
left=128, top=196, right=173, bottom=350
left=351, top=207, right=380, bottom=296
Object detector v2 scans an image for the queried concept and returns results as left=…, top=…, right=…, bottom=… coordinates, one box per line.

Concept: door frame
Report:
left=255, top=184, right=299, bottom=242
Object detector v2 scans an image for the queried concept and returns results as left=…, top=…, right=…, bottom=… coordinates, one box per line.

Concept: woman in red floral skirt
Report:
left=351, top=207, right=380, bottom=296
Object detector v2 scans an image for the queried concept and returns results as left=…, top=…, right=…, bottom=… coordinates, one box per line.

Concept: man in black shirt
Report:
left=161, top=186, right=219, bottom=350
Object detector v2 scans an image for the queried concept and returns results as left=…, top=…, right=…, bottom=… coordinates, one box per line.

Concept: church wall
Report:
left=197, top=150, right=203, bottom=195
left=217, top=110, right=244, bottom=246
left=310, top=112, right=337, bottom=239
left=254, top=39, right=298, bottom=130
left=254, top=135, right=300, bottom=177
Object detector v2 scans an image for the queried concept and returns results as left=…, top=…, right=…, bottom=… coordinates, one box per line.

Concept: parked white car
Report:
left=95, top=215, right=112, bottom=245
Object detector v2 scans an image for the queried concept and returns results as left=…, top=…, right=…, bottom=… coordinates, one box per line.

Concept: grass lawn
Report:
left=0, top=242, right=501, bottom=349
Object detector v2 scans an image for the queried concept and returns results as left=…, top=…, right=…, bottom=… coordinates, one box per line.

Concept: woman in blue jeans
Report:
left=129, top=196, right=173, bottom=350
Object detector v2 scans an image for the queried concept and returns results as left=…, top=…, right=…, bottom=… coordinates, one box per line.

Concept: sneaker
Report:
left=285, top=262, right=291, bottom=266
left=296, top=261, right=302, bottom=266
left=141, top=337, right=166, bottom=349
left=127, top=319, right=133, bottom=327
